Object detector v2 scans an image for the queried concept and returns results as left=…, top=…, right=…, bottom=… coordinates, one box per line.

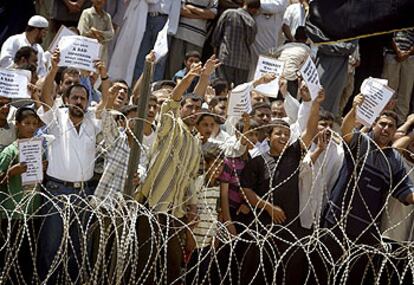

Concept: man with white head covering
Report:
left=0, top=15, right=49, bottom=77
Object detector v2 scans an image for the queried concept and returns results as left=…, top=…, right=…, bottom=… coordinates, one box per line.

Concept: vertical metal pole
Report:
left=124, top=60, right=153, bottom=197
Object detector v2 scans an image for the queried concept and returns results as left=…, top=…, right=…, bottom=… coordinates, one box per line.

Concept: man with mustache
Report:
left=36, top=49, right=109, bottom=282
left=320, top=95, right=414, bottom=283
left=0, top=15, right=48, bottom=76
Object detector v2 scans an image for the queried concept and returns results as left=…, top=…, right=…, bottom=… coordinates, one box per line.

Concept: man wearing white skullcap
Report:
left=0, top=15, right=49, bottom=77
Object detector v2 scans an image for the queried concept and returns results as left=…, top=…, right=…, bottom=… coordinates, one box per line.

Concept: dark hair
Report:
left=59, top=67, right=80, bottom=84
left=15, top=106, right=38, bottom=123
left=63, top=83, right=89, bottom=99
left=211, top=78, right=229, bottom=96
left=319, top=109, right=335, bottom=122
left=120, top=105, right=138, bottom=117
left=375, top=110, right=399, bottom=126
left=236, top=118, right=260, bottom=133
left=112, top=79, right=129, bottom=89
left=294, top=26, right=308, bottom=42
left=250, top=102, right=271, bottom=115
left=202, top=142, right=224, bottom=163
left=18, top=63, right=37, bottom=73
left=152, top=80, right=176, bottom=91
left=208, top=96, right=227, bottom=109
left=181, top=93, right=204, bottom=106
left=185, top=50, right=201, bottom=61
left=244, top=0, right=260, bottom=9
left=148, top=95, right=158, bottom=103
left=196, top=109, right=216, bottom=124
left=14, top=46, right=37, bottom=63
left=25, top=26, right=42, bottom=32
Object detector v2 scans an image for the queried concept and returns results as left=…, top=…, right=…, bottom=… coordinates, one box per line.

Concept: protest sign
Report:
left=19, top=138, right=43, bottom=185
left=253, top=56, right=284, bottom=98
left=300, top=56, right=321, bottom=100
left=0, top=69, right=31, bottom=98
left=153, top=20, right=169, bottom=62
left=356, top=77, right=394, bottom=127
left=58, top=36, right=101, bottom=72
left=48, top=25, right=77, bottom=52
left=227, top=83, right=252, bottom=116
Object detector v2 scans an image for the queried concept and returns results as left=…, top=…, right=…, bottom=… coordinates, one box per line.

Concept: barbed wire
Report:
left=0, top=101, right=413, bottom=284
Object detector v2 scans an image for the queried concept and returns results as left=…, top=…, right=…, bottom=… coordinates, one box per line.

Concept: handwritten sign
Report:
left=153, top=20, right=169, bottom=62
left=19, top=138, right=43, bottom=185
left=0, top=69, right=31, bottom=98
left=300, top=56, right=321, bottom=100
left=48, top=25, right=77, bottom=52
left=58, top=36, right=101, bottom=72
left=227, top=83, right=252, bottom=116
left=357, top=77, right=394, bottom=127
left=253, top=56, right=284, bottom=98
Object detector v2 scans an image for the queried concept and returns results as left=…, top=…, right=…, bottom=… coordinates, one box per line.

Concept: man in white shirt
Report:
left=37, top=50, right=108, bottom=282
left=282, top=0, right=307, bottom=42
left=249, top=0, right=288, bottom=79
left=299, top=110, right=344, bottom=230
left=0, top=15, right=48, bottom=77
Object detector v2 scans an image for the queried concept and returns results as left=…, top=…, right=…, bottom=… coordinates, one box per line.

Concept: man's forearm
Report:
left=171, top=74, right=196, bottom=101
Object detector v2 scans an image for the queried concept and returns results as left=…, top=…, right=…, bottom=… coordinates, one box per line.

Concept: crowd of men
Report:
left=0, top=0, right=414, bottom=284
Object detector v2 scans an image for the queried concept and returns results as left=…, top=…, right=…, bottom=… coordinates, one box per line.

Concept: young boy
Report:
left=78, top=0, right=115, bottom=65
left=239, top=89, right=324, bottom=284
left=220, top=115, right=258, bottom=236
left=172, top=50, right=201, bottom=92
left=186, top=143, right=224, bottom=285
left=0, top=107, right=46, bottom=284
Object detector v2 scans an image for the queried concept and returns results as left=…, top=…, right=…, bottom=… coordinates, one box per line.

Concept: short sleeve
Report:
left=0, top=144, right=17, bottom=175
left=218, top=159, right=236, bottom=184
left=282, top=5, right=293, bottom=25
left=240, top=158, right=260, bottom=189
left=37, top=105, right=59, bottom=127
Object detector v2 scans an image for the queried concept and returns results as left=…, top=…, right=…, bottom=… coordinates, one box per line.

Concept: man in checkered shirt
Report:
left=212, top=0, right=259, bottom=86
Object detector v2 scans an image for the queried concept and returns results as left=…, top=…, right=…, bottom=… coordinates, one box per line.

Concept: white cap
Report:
left=27, top=15, right=49, bottom=28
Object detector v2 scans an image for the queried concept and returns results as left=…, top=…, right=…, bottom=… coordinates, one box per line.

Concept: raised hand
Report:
left=145, top=50, right=156, bottom=64
left=353, top=93, right=364, bottom=108
left=201, top=54, right=220, bottom=76
left=298, top=80, right=311, bottom=102
left=51, top=49, right=60, bottom=70
left=94, top=59, right=108, bottom=79
left=315, top=87, right=325, bottom=103
left=279, top=77, right=288, bottom=97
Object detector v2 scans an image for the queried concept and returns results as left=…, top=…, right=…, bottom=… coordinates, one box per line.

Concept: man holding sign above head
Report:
left=0, top=15, right=49, bottom=77
left=320, top=94, right=414, bottom=283
left=37, top=49, right=109, bottom=282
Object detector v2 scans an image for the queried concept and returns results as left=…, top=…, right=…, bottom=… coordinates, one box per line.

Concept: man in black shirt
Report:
left=239, top=85, right=325, bottom=284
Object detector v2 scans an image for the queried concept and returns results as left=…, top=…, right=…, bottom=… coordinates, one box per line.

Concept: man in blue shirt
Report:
left=320, top=94, right=414, bottom=283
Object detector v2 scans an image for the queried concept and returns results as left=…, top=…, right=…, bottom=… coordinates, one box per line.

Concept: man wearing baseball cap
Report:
left=0, top=15, right=49, bottom=77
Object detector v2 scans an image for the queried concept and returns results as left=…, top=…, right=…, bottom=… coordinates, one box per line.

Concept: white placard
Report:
left=153, top=20, right=169, bottom=62
left=357, top=77, right=395, bottom=127
left=227, top=83, right=252, bottom=116
left=58, top=36, right=101, bottom=72
left=300, top=56, right=321, bottom=100
left=19, top=138, right=43, bottom=185
left=48, top=25, right=77, bottom=52
left=253, top=56, right=284, bottom=98
left=0, top=69, right=31, bottom=98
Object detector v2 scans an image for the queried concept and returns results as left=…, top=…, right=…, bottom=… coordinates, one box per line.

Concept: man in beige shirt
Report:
left=78, top=0, right=114, bottom=65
